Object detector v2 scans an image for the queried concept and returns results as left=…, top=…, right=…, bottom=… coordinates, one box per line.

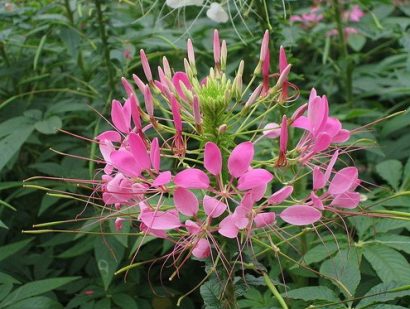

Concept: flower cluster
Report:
left=95, top=29, right=360, bottom=261
left=291, top=4, right=365, bottom=38
left=166, top=0, right=229, bottom=23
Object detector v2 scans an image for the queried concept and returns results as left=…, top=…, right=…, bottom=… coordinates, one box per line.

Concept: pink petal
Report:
left=173, top=187, right=199, bottom=217
left=228, top=141, right=254, bottom=178
left=250, top=184, right=267, bottom=202
left=312, top=132, right=332, bottom=153
left=152, top=171, right=172, bottom=187
left=324, top=150, right=339, bottom=184
left=128, top=133, right=150, bottom=170
left=328, top=167, right=358, bottom=195
left=323, top=117, right=342, bottom=138
left=203, top=195, right=227, bottom=218
left=254, top=212, right=276, bottom=228
left=143, top=86, right=154, bottom=117
left=333, top=129, right=350, bottom=143
left=240, top=192, right=254, bottom=211
left=172, top=71, right=192, bottom=101
left=174, top=168, right=210, bottom=189
left=313, top=167, right=325, bottom=190
left=308, top=96, right=327, bottom=136
left=233, top=207, right=249, bottom=229
left=139, top=222, right=167, bottom=238
left=96, top=130, right=121, bottom=142
left=110, top=149, right=141, bottom=177
left=204, top=142, right=222, bottom=176
left=292, top=116, right=310, bottom=131
left=140, top=209, right=181, bottom=230
left=218, top=215, right=239, bottom=238
left=331, top=192, right=360, bottom=209
left=268, top=185, right=294, bottom=204
left=111, top=100, right=131, bottom=133
left=150, top=138, right=160, bottom=171
left=192, top=238, right=211, bottom=259
left=237, top=169, right=273, bottom=190
left=280, top=205, right=322, bottom=225
left=185, top=219, right=201, bottom=235
left=310, top=192, right=324, bottom=210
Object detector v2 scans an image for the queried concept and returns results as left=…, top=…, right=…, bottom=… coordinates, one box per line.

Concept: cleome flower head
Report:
left=82, top=29, right=362, bottom=267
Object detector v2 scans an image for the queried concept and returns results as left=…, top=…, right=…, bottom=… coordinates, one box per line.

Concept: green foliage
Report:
left=0, top=0, right=409, bottom=308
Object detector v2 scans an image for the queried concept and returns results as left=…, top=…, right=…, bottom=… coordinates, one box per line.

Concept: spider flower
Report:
left=84, top=30, right=361, bottom=266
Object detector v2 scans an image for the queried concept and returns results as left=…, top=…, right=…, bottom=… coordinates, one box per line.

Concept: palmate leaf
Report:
left=94, top=237, right=124, bottom=291
left=363, top=245, right=410, bottom=284
left=374, top=234, right=410, bottom=254
left=376, top=160, right=403, bottom=190
left=320, top=249, right=361, bottom=297
left=284, top=286, right=339, bottom=303
left=357, top=282, right=410, bottom=308
left=200, top=278, right=223, bottom=309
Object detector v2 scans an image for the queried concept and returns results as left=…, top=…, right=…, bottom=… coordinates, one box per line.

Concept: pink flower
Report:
left=290, top=7, right=323, bottom=28
left=343, top=5, right=364, bottom=22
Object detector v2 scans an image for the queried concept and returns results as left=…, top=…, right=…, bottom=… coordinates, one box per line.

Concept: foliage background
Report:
left=0, top=0, right=409, bottom=308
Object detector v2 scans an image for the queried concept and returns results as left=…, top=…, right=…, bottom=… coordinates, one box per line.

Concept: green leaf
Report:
left=0, top=239, right=32, bottom=262
left=284, top=286, right=339, bottom=302
left=0, top=273, right=20, bottom=285
left=59, top=27, right=80, bottom=59
left=357, top=282, right=410, bottom=308
left=303, top=242, right=339, bottom=265
left=0, top=220, right=8, bottom=229
left=112, top=293, right=139, bottom=309
left=200, top=278, right=223, bottom=309
left=0, top=123, right=34, bottom=171
left=5, top=296, right=63, bottom=309
left=0, top=277, right=80, bottom=307
left=348, top=33, right=366, bottom=51
left=363, top=245, right=410, bottom=284
left=0, top=199, right=16, bottom=211
left=320, top=249, right=361, bottom=297
left=94, top=237, right=124, bottom=290
left=376, top=160, right=403, bottom=190
left=0, top=283, right=13, bottom=302
left=34, top=116, right=62, bottom=135
left=33, top=34, right=47, bottom=70
left=402, top=156, right=410, bottom=189
left=374, top=234, right=410, bottom=254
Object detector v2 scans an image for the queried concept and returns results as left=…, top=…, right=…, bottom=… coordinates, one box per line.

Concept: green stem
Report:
left=263, top=272, right=288, bottom=309
left=332, top=0, right=352, bottom=106
left=94, top=0, right=115, bottom=90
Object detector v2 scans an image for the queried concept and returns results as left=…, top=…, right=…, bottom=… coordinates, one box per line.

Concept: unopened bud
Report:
left=139, top=49, right=152, bottom=82
left=162, top=56, right=172, bottom=78
left=218, top=124, right=227, bottom=134
left=213, top=29, right=221, bottom=67
left=275, top=64, right=291, bottom=89
left=220, top=40, right=227, bottom=71
left=132, top=74, right=146, bottom=93
left=187, top=39, right=197, bottom=76
left=291, top=103, right=308, bottom=123
left=143, top=86, right=154, bottom=117
left=245, top=84, right=262, bottom=108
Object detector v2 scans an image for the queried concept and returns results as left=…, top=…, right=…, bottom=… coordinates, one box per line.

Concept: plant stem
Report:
left=94, top=0, right=115, bottom=90
left=262, top=272, right=288, bottom=309
left=332, top=0, right=353, bottom=106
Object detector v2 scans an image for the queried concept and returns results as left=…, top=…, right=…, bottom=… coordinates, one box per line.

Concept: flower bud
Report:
left=245, top=84, right=262, bottom=108
left=139, top=49, right=152, bottom=82
left=220, top=40, right=227, bottom=71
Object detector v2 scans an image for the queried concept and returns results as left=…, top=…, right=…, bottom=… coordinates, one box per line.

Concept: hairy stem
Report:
left=263, top=272, right=288, bottom=309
